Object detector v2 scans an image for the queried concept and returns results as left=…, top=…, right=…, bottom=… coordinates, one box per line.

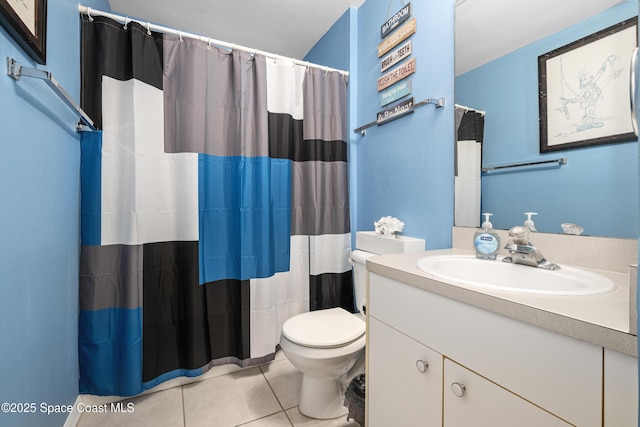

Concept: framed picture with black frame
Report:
left=538, top=17, right=637, bottom=153
left=0, top=0, right=47, bottom=64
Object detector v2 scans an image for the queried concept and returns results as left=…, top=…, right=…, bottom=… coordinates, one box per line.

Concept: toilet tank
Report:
left=351, top=232, right=426, bottom=314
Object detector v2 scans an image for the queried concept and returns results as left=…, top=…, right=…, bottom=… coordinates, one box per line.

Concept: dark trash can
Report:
left=344, top=373, right=365, bottom=426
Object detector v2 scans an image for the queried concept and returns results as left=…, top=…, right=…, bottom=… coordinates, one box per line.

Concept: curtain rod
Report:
left=78, top=6, right=349, bottom=77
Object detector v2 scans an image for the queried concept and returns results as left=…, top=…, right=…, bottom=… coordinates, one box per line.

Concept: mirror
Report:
left=454, top=0, right=638, bottom=238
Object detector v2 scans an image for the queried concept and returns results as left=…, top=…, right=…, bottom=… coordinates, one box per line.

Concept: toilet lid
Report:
left=282, top=307, right=366, bottom=348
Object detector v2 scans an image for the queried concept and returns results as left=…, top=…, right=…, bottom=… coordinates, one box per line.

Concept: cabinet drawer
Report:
left=369, top=273, right=602, bottom=427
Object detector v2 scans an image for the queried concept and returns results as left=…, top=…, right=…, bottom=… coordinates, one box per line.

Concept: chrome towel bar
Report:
left=354, top=97, right=445, bottom=136
left=482, top=157, right=567, bottom=174
left=6, top=57, right=97, bottom=132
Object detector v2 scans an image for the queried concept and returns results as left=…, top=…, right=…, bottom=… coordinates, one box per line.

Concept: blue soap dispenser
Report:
left=474, top=213, right=500, bottom=260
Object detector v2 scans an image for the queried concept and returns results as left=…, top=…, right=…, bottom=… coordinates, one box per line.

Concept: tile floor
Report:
left=77, top=352, right=360, bottom=427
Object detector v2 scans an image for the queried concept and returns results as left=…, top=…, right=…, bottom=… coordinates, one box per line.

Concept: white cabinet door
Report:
left=443, top=358, right=571, bottom=427
left=604, top=349, right=638, bottom=427
left=367, top=317, right=443, bottom=427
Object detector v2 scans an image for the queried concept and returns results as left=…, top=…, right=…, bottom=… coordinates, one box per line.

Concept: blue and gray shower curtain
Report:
left=78, top=15, right=352, bottom=396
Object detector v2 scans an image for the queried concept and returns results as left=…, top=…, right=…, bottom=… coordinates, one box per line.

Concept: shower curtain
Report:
left=78, top=15, right=352, bottom=396
left=454, top=107, right=484, bottom=227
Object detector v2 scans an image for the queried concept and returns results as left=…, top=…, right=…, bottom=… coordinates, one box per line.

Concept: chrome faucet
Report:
left=502, top=226, right=560, bottom=270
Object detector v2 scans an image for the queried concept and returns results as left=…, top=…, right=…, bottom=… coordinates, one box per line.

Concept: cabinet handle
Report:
left=451, top=382, right=466, bottom=397
left=415, top=360, right=429, bottom=373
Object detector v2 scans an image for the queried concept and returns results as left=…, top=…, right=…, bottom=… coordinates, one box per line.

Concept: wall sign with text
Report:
left=380, top=2, right=411, bottom=39
left=371, top=1, right=418, bottom=128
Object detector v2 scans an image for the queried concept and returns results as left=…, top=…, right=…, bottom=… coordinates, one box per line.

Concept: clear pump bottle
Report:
left=524, top=212, right=538, bottom=232
left=474, top=213, right=500, bottom=260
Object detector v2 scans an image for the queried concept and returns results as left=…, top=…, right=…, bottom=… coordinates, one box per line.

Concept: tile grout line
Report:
left=180, top=385, right=187, bottom=427
left=259, top=364, right=295, bottom=426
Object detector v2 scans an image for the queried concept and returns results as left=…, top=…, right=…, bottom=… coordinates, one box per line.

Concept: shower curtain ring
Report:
left=178, top=30, right=183, bottom=43
left=87, top=7, right=94, bottom=21
left=146, top=22, right=151, bottom=35
left=274, top=54, right=278, bottom=64
left=123, top=17, right=129, bottom=30
left=207, top=37, right=212, bottom=49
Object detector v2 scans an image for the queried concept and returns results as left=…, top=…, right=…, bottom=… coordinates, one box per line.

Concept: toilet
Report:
left=280, top=231, right=425, bottom=419
left=279, top=250, right=373, bottom=419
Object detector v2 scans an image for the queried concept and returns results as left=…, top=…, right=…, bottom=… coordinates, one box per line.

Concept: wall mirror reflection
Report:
left=454, top=0, right=638, bottom=238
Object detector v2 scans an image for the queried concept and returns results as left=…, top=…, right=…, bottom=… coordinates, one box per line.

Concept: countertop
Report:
left=367, top=248, right=638, bottom=357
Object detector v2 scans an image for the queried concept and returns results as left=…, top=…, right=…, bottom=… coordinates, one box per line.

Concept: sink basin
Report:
left=416, top=255, right=616, bottom=296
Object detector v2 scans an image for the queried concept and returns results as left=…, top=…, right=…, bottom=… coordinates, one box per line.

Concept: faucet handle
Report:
left=508, top=226, right=530, bottom=245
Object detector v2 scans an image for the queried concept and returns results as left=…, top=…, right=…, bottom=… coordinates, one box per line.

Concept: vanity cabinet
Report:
left=367, top=273, right=603, bottom=427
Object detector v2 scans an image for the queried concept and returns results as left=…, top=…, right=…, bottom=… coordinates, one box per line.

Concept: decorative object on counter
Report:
left=374, top=216, right=405, bottom=237
left=524, top=212, right=538, bottom=232
left=473, top=213, right=500, bottom=260
left=561, top=223, right=584, bottom=235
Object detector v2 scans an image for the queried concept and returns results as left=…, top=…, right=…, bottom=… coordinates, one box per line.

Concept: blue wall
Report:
left=0, top=1, right=109, bottom=426
left=307, top=0, right=455, bottom=249
left=355, top=0, right=454, bottom=249
left=456, top=3, right=638, bottom=238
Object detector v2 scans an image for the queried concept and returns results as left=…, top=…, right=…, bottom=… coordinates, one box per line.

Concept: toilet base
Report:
left=299, top=374, right=348, bottom=419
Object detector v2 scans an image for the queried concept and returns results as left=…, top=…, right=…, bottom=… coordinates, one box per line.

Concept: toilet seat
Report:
left=282, top=307, right=365, bottom=349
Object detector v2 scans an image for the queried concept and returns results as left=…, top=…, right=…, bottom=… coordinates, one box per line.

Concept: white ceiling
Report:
left=108, top=0, right=367, bottom=60
left=108, top=0, right=630, bottom=75
left=455, top=0, right=628, bottom=75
